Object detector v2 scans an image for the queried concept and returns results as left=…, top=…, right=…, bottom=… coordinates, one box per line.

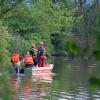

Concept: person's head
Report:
left=25, top=51, right=30, bottom=55
left=13, top=50, right=18, bottom=53
left=31, top=43, right=35, bottom=48
left=39, top=41, right=44, bottom=45
left=38, top=41, right=44, bottom=48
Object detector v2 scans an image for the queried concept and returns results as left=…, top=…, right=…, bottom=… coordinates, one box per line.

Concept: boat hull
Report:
left=32, top=64, right=53, bottom=76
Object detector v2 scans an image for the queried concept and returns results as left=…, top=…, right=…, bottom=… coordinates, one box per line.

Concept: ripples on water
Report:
left=51, top=87, right=100, bottom=100
left=11, top=74, right=53, bottom=100
left=10, top=74, right=100, bottom=100
left=9, top=58, right=100, bottom=100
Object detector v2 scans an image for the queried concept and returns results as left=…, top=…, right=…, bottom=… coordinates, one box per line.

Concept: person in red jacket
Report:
left=38, top=52, right=47, bottom=67
left=37, top=41, right=47, bottom=67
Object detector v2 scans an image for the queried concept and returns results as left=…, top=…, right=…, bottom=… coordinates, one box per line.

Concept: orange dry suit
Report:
left=11, top=53, right=20, bottom=63
left=24, top=54, right=34, bottom=64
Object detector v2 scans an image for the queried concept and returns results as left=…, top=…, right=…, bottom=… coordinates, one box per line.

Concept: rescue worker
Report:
left=38, top=52, right=47, bottom=67
left=11, top=50, right=24, bottom=74
left=11, top=50, right=21, bottom=73
left=11, top=50, right=20, bottom=65
left=29, top=43, right=37, bottom=66
left=37, top=41, right=47, bottom=67
left=37, top=41, right=45, bottom=58
left=24, top=51, right=34, bottom=68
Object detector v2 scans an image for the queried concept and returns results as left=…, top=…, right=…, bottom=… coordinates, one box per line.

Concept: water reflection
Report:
left=33, top=81, right=46, bottom=100
left=11, top=75, right=21, bottom=100
left=51, top=86, right=99, bottom=100
left=11, top=75, right=18, bottom=92
left=15, top=77, right=33, bottom=100
left=32, top=73, right=53, bottom=100
left=10, top=73, right=53, bottom=100
left=32, top=74, right=53, bottom=83
left=23, top=78, right=32, bottom=99
left=51, top=57, right=100, bottom=100
left=9, top=57, right=100, bottom=100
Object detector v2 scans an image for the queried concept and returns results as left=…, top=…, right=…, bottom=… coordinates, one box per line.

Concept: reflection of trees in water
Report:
left=51, top=57, right=100, bottom=99
left=53, top=57, right=92, bottom=90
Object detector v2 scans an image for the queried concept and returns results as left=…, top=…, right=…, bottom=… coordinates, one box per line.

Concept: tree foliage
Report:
left=1, top=0, right=76, bottom=56
left=0, top=0, right=100, bottom=62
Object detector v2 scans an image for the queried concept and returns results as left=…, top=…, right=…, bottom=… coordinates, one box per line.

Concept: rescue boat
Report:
left=32, top=64, right=53, bottom=76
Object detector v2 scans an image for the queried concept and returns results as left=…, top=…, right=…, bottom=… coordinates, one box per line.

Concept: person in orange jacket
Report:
left=11, top=50, right=24, bottom=74
left=11, top=50, right=20, bottom=64
left=11, top=50, right=21, bottom=69
left=24, top=51, right=34, bottom=68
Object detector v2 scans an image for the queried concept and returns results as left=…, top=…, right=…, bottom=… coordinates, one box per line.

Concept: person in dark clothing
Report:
left=29, top=43, right=37, bottom=66
left=37, top=41, right=44, bottom=58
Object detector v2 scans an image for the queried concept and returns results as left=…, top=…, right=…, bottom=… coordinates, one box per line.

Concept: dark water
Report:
left=0, top=57, right=100, bottom=100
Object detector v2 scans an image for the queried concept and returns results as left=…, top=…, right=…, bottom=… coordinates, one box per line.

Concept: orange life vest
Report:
left=24, top=54, right=34, bottom=64
left=11, top=53, right=20, bottom=63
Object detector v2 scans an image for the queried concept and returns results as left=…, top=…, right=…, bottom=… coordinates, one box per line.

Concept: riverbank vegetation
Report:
left=0, top=0, right=100, bottom=99
left=0, top=0, right=100, bottom=63
left=0, top=0, right=74, bottom=62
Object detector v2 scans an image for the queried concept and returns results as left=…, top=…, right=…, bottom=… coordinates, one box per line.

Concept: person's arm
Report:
left=44, top=56, right=47, bottom=60
left=41, top=55, right=47, bottom=60
left=32, top=51, right=37, bottom=59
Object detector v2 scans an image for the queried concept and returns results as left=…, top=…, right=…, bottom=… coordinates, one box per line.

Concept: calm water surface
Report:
left=1, top=57, right=100, bottom=100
